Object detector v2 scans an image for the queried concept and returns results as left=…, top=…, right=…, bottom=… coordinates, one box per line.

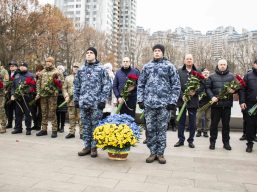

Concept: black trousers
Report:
left=56, top=111, right=66, bottom=129
left=14, top=99, right=36, bottom=131
left=120, top=98, right=137, bottom=118
left=210, top=107, right=231, bottom=144
left=245, top=103, right=257, bottom=144
left=5, top=101, right=15, bottom=126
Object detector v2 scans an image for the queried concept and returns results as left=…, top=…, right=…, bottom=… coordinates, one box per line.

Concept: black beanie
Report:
left=20, top=62, right=28, bottom=68
left=152, top=44, right=165, bottom=55
left=86, top=47, right=97, bottom=58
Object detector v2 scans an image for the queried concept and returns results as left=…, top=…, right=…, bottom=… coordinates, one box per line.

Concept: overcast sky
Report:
left=39, top=0, right=257, bottom=34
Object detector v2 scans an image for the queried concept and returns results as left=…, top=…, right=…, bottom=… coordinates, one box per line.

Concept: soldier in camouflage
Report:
left=62, top=62, right=83, bottom=139
left=137, top=44, right=181, bottom=164
left=74, top=47, right=112, bottom=158
left=0, top=63, right=9, bottom=134
left=36, top=57, right=64, bottom=138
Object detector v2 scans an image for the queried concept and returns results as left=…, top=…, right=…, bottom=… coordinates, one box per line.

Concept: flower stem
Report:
left=176, top=101, right=187, bottom=122
left=115, top=103, right=123, bottom=114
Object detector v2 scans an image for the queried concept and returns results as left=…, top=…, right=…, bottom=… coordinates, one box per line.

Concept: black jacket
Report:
left=239, top=68, right=257, bottom=105
left=177, top=64, right=202, bottom=109
left=11, top=71, right=36, bottom=99
left=206, top=67, right=234, bottom=108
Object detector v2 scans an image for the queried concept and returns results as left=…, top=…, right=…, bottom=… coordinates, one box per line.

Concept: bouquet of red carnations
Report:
left=115, top=74, right=139, bottom=114
left=198, top=74, right=246, bottom=112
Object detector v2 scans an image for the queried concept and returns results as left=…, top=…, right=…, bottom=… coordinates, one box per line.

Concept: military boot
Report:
left=0, top=127, right=6, bottom=134
left=51, top=131, right=58, bottom=138
left=91, top=148, right=98, bottom=158
left=78, top=147, right=91, bottom=156
left=157, top=155, right=166, bottom=164
left=146, top=154, right=157, bottom=163
left=36, top=130, right=47, bottom=136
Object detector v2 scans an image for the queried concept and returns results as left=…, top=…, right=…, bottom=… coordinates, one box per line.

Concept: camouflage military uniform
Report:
left=137, top=58, right=181, bottom=155
left=63, top=74, right=82, bottom=135
left=74, top=61, right=112, bottom=148
left=0, top=68, right=9, bottom=133
left=36, top=66, right=63, bottom=132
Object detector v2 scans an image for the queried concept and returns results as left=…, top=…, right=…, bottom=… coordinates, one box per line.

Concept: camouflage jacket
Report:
left=73, top=60, right=112, bottom=109
left=137, top=58, right=181, bottom=108
left=0, top=68, right=9, bottom=96
left=36, top=66, right=64, bottom=97
left=62, top=74, right=75, bottom=106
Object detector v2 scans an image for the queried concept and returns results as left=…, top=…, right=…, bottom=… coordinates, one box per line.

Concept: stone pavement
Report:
left=0, top=127, right=257, bottom=192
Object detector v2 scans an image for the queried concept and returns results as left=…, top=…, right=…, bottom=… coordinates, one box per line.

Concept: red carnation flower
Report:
left=0, top=81, right=3, bottom=89
left=25, top=77, right=36, bottom=85
left=191, top=70, right=205, bottom=80
left=10, top=77, right=15, bottom=81
left=29, top=87, right=36, bottom=93
left=235, top=74, right=246, bottom=87
left=53, top=79, right=62, bottom=89
left=128, top=74, right=139, bottom=81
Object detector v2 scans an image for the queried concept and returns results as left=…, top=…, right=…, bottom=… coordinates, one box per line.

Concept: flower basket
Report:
left=107, top=152, right=128, bottom=160
left=93, top=114, right=141, bottom=161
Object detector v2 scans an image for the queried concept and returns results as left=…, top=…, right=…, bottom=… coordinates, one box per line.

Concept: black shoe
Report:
left=51, top=131, right=57, bottom=138
left=174, top=141, right=184, bottom=147
left=143, top=139, right=148, bottom=144
left=239, top=134, right=246, bottom=141
left=11, top=130, right=22, bottom=134
left=59, top=127, right=64, bottom=133
left=223, top=143, right=232, bottom=150
left=209, top=142, right=215, bottom=150
left=188, top=142, right=195, bottom=148
left=26, top=130, right=31, bottom=135
left=5, top=124, right=12, bottom=129
left=36, top=130, right=47, bottom=136
left=185, top=129, right=189, bottom=132
left=65, top=133, right=75, bottom=139
left=196, top=131, right=201, bottom=137
left=246, top=144, right=253, bottom=153
left=80, top=134, right=83, bottom=140
left=203, top=132, right=209, bottom=137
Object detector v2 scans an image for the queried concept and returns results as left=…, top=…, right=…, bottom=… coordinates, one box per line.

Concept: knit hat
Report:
left=9, top=60, right=18, bottom=67
left=86, top=47, right=97, bottom=58
left=20, top=62, right=28, bottom=68
left=152, top=44, right=165, bottom=55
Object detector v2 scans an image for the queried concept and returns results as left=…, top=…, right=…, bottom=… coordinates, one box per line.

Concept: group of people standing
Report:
left=0, top=44, right=256, bottom=164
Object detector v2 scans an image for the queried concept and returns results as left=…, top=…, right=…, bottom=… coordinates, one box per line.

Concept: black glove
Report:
left=138, top=102, right=144, bottom=109
left=166, top=104, right=176, bottom=111
left=74, top=101, right=79, bottom=108
left=97, top=102, right=105, bottom=110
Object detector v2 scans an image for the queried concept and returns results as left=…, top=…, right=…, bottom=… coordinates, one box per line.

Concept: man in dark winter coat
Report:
left=174, top=54, right=201, bottom=148
left=11, top=62, right=36, bottom=135
left=206, top=59, right=235, bottom=150
left=239, top=59, right=257, bottom=152
left=113, top=57, right=139, bottom=118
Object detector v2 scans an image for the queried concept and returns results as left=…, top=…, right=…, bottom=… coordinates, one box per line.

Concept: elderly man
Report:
left=206, top=59, right=235, bottom=150
left=137, top=44, right=180, bottom=164
left=174, top=54, right=201, bottom=148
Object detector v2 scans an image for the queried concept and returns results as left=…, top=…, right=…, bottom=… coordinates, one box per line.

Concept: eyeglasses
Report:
left=123, top=61, right=129, bottom=63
